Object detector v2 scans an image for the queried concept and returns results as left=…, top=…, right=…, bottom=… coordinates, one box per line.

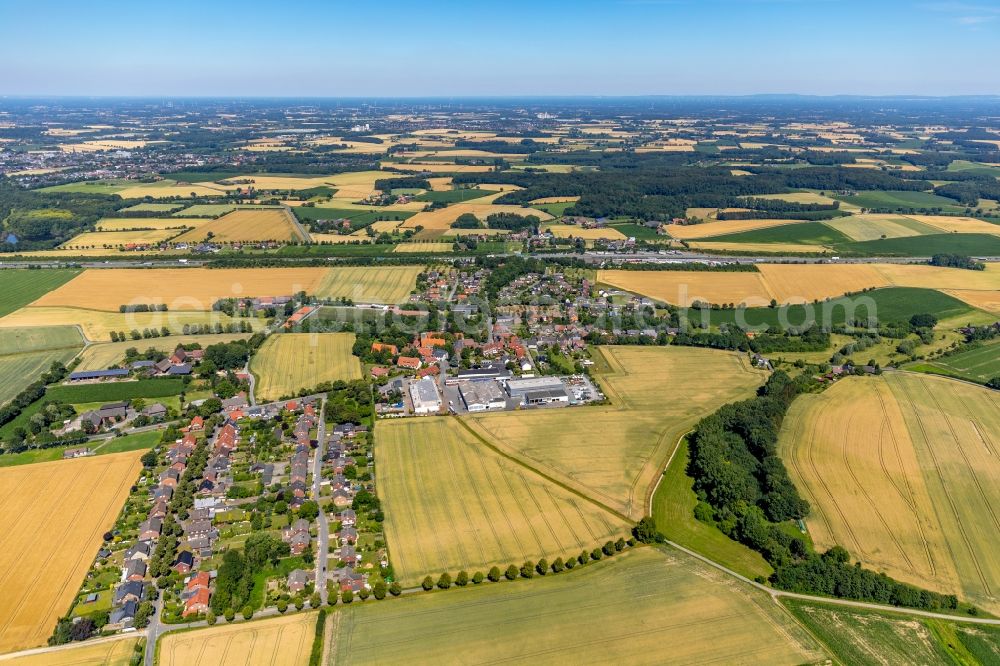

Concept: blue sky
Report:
left=2, top=0, right=999, bottom=96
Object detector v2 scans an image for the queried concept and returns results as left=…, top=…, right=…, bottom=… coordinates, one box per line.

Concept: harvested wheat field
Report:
left=376, top=417, right=630, bottom=586
left=172, top=208, right=304, bottom=243
left=780, top=373, right=1000, bottom=613
left=360, top=220, right=403, bottom=234
left=309, top=233, right=370, bottom=244
left=667, top=218, right=806, bottom=239
left=250, top=333, right=361, bottom=401
left=114, top=181, right=229, bottom=199
left=75, top=333, right=249, bottom=371
left=330, top=548, right=823, bottom=665
left=313, top=266, right=421, bottom=303
left=393, top=242, right=453, bottom=253
left=753, top=192, right=842, bottom=206
left=0, top=636, right=140, bottom=665
left=468, top=347, right=766, bottom=519
left=943, top=289, right=1000, bottom=315
left=0, top=307, right=262, bottom=342
left=824, top=214, right=938, bottom=241
left=95, top=217, right=203, bottom=231
left=544, top=224, right=627, bottom=240
left=756, top=263, right=892, bottom=303
left=58, top=229, right=180, bottom=249
left=426, top=177, right=453, bottom=191
left=910, top=215, right=1000, bottom=235
left=874, top=262, right=1000, bottom=291
left=159, top=612, right=315, bottom=666
left=0, top=452, right=142, bottom=652
left=597, top=269, right=775, bottom=307
left=30, top=268, right=329, bottom=311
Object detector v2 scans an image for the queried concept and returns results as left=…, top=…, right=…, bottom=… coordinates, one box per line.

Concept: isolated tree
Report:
left=455, top=570, right=469, bottom=587
left=488, top=566, right=501, bottom=582
left=421, top=576, right=434, bottom=591
left=437, top=572, right=452, bottom=589
left=472, top=571, right=484, bottom=584
left=505, top=564, right=518, bottom=581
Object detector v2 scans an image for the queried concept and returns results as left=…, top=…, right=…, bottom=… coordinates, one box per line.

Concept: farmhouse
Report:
left=459, top=380, right=508, bottom=412
left=409, top=377, right=442, bottom=414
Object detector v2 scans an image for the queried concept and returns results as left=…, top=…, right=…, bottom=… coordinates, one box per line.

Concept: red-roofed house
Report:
left=396, top=356, right=421, bottom=370
left=372, top=342, right=398, bottom=356
left=183, top=587, right=210, bottom=617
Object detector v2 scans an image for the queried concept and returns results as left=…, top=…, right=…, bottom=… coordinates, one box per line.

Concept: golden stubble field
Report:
left=27, top=266, right=422, bottom=311
left=780, top=373, right=1000, bottom=614
left=172, top=208, right=305, bottom=243
left=598, top=263, right=1000, bottom=309
left=0, top=636, right=139, bottom=665
left=330, top=548, right=823, bottom=665
left=376, top=417, right=631, bottom=586
left=0, top=452, right=143, bottom=653
left=467, top=346, right=767, bottom=519
left=543, top=223, right=627, bottom=240
left=158, top=612, right=315, bottom=666
left=250, top=333, right=361, bottom=401
left=58, top=229, right=181, bottom=249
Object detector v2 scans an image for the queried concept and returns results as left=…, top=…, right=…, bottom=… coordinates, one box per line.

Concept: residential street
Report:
left=313, top=397, right=330, bottom=605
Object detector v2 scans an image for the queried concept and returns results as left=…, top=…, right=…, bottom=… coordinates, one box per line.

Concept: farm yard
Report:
left=467, top=346, right=766, bottom=519
left=74, top=333, right=249, bottom=371
left=779, top=373, right=1000, bottom=614
left=158, top=612, right=316, bottom=666
left=0, top=452, right=143, bottom=653
left=329, top=548, right=823, bottom=665
left=250, top=333, right=361, bottom=401
left=375, top=417, right=630, bottom=586
left=171, top=208, right=305, bottom=243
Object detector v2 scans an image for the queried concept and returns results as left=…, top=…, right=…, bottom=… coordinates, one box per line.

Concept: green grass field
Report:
left=329, top=547, right=823, bottom=665
left=704, top=287, right=973, bottom=331
left=909, top=340, right=1000, bottom=383
left=37, top=180, right=130, bottom=195
left=0, top=430, right=160, bottom=467
left=841, top=232, right=1000, bottom=256
left=782, top=599, right=1000, bottom=666
left=0, top=269, right=82, bottom=318
left=0, top=348, right=83, bottom=407
left=530, top=200, right=576, bottom=217
left=414, top=188, right=493, bottom=204
left=0, top=326, right=84, bottom=355
left=704, top=221, right=853, bottom=245
left=947, top=160, right=1000, bottom=178
left=832, top=189, right=967, bottom=212
left=46, top=377, right=184, bottom=404
left=652, top=438, right=772, bottom=580
left=609, top=222, right=664, bottom=240
left=171, top=204, right=235, bottom=218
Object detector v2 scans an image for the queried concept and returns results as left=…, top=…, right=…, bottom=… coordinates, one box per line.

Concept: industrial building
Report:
left=458, top=381, right=508, bottom=412
left=504, top=376, right=569, bottom=406
left=409, top=377, right=443, bottom=415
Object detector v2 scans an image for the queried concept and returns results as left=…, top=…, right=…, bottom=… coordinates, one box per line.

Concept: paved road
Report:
left=142, top=596, right=163, bottom=666
left=313, top=397, right=330, bottom=605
